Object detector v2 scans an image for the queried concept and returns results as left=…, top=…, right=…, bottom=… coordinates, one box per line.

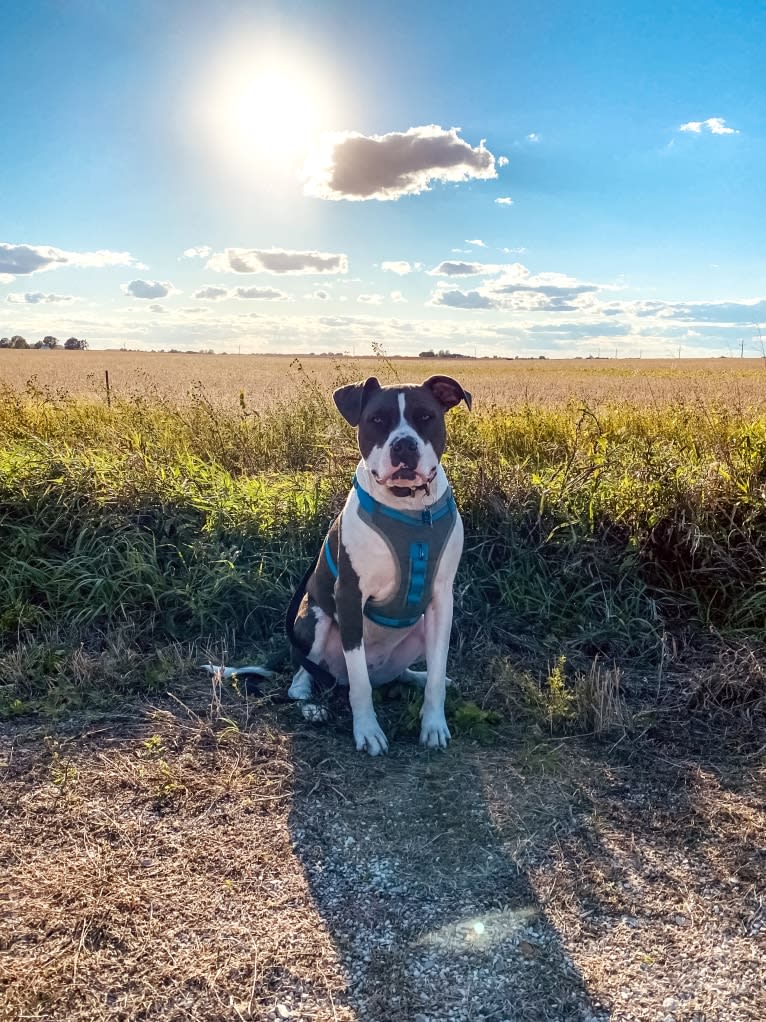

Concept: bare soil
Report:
left=1, top=680, right=764, bottom=1022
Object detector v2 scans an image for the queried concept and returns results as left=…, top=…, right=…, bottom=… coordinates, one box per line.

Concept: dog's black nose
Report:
left=391, top=435, right=418, bottom=467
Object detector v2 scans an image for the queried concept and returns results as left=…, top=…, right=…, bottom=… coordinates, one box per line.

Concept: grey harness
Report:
left=323, top=477, right=458, bottom=628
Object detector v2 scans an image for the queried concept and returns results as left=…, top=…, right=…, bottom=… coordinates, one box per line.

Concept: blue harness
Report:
left=323, top=477, right=458, bottom=629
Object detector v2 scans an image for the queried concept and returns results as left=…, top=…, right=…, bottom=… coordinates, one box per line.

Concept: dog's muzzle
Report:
left=390, top=435, right=419, bottom=470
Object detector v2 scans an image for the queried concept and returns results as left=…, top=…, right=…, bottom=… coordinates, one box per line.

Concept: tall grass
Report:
left=2, top=375, right=766, bottom=715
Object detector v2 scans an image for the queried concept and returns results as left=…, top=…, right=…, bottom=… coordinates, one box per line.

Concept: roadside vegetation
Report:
left=2, top=355, right=766, bottom=727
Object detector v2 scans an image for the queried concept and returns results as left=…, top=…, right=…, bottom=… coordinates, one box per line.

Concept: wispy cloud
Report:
left=678, top=117, right=739, bottom=135
left=234, top=286, right=290, bottom=301
left=381, top=260, right=420, bottom=274
left=357, top=293, right=384, bottom=304
left=428, top=261, right=500, bottom=276
left=6, top=291, right=77, bottom=304
left=0, top=242, right=143, bottom=277
left=390, top=290, right=407, bottom=303
left=431, top=288, right=495, bottom=310
left=208, top=248, right=348, bottom=275
left=495, top=197, right=514, bottom=206
left=304, top=125, right=498, bottom=201
left=181, top=245, right=212, bottom=259
left=122, top=279, right=178, bottom=300
left=192, top=286, right=229, bottom=300
left=429, top=263, right=601, bottom=311
left=465, top=239, right=487, bottom=248
left=526, top=133, right=540, bottom=143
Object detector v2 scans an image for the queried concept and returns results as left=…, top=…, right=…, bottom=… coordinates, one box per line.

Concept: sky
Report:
left=1, top=0, right=765, bottom=358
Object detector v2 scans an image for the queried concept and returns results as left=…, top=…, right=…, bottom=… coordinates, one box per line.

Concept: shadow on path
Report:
left=289, top=710, right=608, bottom=1022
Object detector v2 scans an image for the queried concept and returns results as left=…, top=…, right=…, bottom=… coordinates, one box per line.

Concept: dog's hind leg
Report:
left=398, top=668, right=453, bottom=689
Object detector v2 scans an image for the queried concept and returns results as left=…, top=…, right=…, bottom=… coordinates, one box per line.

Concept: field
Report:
left=2, top=352, right=765, bottom=1021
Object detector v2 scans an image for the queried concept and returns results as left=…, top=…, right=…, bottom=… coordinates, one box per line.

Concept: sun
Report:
left=229, top=66, right=319, bottom=154
left=204, top=47, right=334, bottom=170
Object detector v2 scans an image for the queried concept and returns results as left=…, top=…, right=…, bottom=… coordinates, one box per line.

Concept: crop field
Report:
left=2, top=351, right=765, bottom=1021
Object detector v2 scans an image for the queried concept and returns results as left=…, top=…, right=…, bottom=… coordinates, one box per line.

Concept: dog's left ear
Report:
left=423, top=375, right=472, bottom=412
left=333, top=377, right=382, bottom=426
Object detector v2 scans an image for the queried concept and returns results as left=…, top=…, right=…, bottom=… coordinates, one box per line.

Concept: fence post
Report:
left=105, top=369, right=111, bottom=408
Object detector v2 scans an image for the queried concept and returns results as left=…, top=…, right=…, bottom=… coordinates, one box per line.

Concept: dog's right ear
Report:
left=333, top=377, right=381, bottom=426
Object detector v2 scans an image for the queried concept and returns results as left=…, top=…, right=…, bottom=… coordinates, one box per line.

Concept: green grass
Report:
left=2, top=375, right=766, bottom=718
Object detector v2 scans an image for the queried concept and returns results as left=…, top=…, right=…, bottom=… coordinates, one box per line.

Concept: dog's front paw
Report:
left=420, top=709, right=451, bottom=750
left=353, top=714, right=389, bottom=756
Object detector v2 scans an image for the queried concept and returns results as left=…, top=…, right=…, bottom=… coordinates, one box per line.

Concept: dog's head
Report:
left=333, top=375, right=472, bottom=495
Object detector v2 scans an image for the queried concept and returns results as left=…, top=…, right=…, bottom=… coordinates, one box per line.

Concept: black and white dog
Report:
left=287, top=374, right=471, bottom=756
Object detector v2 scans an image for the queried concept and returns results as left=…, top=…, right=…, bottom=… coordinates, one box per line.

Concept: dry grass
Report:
left=4, top=349, right=766, bottom=409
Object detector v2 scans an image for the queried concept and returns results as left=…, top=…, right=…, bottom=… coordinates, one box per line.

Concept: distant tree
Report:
left=418, top=349, right=436, bottom=358
left=42, top=335, right=59, bottom=349
left=0, top=337, right=10, bottom=349
left=10, top=335, right=28, bottom=349
left=64, top=336, right=88, bottom=350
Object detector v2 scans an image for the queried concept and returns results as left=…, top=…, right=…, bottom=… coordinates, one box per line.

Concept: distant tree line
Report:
left=418, top=349, right=472, bottom=359
left=0, top=335, right=88, bottom=350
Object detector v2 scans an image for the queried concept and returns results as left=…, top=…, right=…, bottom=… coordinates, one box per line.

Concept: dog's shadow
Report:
left=288, top=699, right=609, bottom=1022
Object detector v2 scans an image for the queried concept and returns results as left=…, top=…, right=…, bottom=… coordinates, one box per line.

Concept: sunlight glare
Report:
left=205, top=46, right=334, bottom=172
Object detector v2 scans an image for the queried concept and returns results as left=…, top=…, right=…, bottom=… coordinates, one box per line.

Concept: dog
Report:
left=286, top=374, right=471, bottom=756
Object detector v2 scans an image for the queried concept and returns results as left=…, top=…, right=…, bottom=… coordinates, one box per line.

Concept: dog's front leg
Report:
left=335, top=554, right=388, bottom=756
left=420, top=587, right=453, bottom=749
left=343, top=644, right=388, bottom=756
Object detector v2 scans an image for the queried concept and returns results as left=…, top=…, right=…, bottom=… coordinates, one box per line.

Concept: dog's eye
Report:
left=370, top=415, right=385, bottom=425
left=418, top=413, right=433, bottom=422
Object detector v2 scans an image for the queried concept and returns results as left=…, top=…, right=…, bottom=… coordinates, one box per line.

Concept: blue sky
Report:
left=2, top=0, right=764, bottom=356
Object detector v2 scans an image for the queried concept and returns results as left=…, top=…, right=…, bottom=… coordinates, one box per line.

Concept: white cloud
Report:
left=390, top=290, right=407, bottom=303
left=429, top=263, right=601, bottom=312
left=148, top=304, right=168, bottom=315
left=6, top=291, right=77, bottom=304
left=495, top=197, right=514, bottom=206
left=526, top=133, right=540, bottom=143
left=357, top=293, right=384, bottom=305
left=304, top=125, right=498, bottom=201
left=208, top=247, right=348, bottom=275
left=498, top=155, right=509, bottom=166
left=122, top=279, right=177, bottom=300
left=193, top=286, right=229, bottom=300
left=381, top=260, right=419, bottom=275
left=431, top=288, right=495, bottom=310
left=0, top=242, right=142, bottom=277
left=428, top=261, right=500, bottom=276
left=305, top=289, right=330, bottom=300
left=182, top=245, right=212, bottom=259
left=602, top=296, right=766, bottom=324
left=502, top=246, right=525, bottom=254
left=679, top=117, right=739, bottom=135
left=466, top=239, right=487, bottom=248
left=234, top=286, right=289, bottom=301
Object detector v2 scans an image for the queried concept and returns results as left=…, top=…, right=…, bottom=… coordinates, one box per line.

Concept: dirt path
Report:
left=1, top=685, right=764, bottom=1021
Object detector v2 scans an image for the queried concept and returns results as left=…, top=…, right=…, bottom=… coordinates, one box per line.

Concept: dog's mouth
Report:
left=372, top=466, right=438, bottom=494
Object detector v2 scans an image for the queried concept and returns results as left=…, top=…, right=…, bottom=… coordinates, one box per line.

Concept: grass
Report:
left=2, top=355, right=766, bottom=722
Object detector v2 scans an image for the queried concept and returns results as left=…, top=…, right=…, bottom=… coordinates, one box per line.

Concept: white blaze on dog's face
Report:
left=333, top=376, right=472, bottom=495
